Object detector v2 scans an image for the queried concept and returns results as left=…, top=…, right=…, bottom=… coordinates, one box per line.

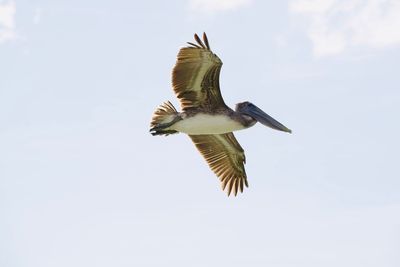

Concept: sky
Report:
left=1, top=0, right=400, bottom=266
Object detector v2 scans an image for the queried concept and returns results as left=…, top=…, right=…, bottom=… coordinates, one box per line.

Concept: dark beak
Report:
left=243, top=104, right=292, bottom=133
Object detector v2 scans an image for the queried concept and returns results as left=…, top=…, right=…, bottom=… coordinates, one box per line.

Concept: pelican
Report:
left=150, top=33, right=291, bottom=196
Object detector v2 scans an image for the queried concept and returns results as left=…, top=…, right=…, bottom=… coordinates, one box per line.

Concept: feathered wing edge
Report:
left=189, top=133, right=249, bottom=196
left=187, top=32, right=211, bottom=50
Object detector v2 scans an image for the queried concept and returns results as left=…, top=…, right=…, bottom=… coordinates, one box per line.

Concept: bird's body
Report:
left=159, top=108, right=256, bottom=135
left=150, top=33, right=291, bottom=196
left=173, top=112, right=247, bottom=135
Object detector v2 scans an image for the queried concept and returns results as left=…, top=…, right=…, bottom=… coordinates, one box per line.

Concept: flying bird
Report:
left=150, top=33, right=291, bottom=196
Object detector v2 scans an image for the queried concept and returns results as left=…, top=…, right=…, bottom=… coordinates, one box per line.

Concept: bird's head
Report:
left=236, top=101, right=292, bottom=133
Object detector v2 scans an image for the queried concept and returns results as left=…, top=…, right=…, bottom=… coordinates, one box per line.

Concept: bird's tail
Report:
left=150, top=101, right=180, bottom=136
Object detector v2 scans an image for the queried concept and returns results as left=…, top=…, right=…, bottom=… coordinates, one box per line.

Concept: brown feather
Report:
left=203, top=32, right=210, bottom=50
left=187, top=42, right=201, bottom=48
left=194, top=33, right=205, bottom=48
left=189, top=133, right=248, bottom=196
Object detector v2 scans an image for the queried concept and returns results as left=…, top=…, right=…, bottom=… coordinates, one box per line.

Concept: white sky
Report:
left=1, top=0, right=399, bottom=266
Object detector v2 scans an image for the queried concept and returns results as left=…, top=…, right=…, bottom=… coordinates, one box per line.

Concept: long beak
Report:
left=244, top=104, right=292, bottom=133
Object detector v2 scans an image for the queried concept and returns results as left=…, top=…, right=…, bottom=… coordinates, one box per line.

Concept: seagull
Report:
left=150, top=33, right=291, bottom=196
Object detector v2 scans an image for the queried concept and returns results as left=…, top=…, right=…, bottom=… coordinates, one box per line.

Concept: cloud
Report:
left=0, top=0, right=16, bottom=43
left=289, top=0, right=400, bottom=57
left=190, top=0, right=253, bottom=14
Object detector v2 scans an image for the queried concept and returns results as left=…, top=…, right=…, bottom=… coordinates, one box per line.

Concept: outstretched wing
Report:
left=172, top=33, right=228, bottom=111
left=189, top=133, right=248, bottom=196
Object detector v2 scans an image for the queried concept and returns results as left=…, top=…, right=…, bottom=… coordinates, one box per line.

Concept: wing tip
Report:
left=203, top=32, right=210, bottom=50
left=186, top=41, right=201, bottom=48
left=222, top=176, right=248, bottom=197
left=194, top=33, right=205, bottom=49
left=186, top=32, right=211, bottom=51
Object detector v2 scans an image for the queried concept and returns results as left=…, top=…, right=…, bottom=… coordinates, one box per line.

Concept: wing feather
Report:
left=194, top=33, right=206, bottom=48
left=189, top=133, right=248, bottom=196
left=172, top=33, right=227, bottom=111
left=203, top=32, right=211, bottom=50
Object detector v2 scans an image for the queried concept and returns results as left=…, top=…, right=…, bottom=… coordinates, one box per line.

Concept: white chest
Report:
left=171, top=113, right=246, bottom=135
